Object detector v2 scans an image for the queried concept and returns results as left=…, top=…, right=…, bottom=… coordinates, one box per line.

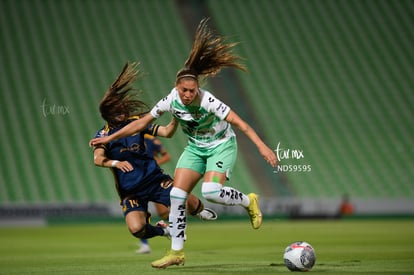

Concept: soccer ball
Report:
left=283, top=241, right=316, bottom=271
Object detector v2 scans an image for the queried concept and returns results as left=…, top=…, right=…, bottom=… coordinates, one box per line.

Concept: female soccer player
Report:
left=138, top=134, right=209, bottom=254
left=136, top=135, right=171, bottom=254
left=89, top=18, right=277, bottom=268
left=92, top=62, right=217, bottom=247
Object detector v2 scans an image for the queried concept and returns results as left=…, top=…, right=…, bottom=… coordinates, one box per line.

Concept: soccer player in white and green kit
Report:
left=89, top=18, right=277, bottom=269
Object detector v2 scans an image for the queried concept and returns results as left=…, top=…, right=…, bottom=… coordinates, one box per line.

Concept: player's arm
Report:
left=153, top=139, right=171, bottom=165
left=225, top=110, right=277, bottom=167
left=155, top=147, right=171, bottom=165
left=156, top=117, right=178, bottom=138
left=89, top=113, right=155, bottom=146
left=93, top=147, right=133, bottom=172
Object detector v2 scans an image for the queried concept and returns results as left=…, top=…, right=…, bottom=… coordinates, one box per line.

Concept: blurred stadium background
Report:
left=0, top=0, right=413, bottom=226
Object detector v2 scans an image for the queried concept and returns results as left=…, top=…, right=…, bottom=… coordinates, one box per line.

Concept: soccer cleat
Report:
left=151, top=249, right=185, bottom=269
left=136, top=243, right=151, bottom=254
left=155, top=220, right=170, bottom=239
left=197, top=208, right=218, bottom=220
left=245, top=193, right=263, bottom=229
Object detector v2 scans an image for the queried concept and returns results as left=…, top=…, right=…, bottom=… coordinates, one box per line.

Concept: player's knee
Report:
left=128, top=222, right=146, bottom=237
left=131, top=226, right=146, bottom=238
left=201, top=182, right=222, bottom=202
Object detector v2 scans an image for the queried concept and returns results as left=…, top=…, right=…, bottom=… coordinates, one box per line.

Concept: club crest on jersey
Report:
left=160, top=179, right=173, bottom=189
left=98, top=129, right=109, bottom=137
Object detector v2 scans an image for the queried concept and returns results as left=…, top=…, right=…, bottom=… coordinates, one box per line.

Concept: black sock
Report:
left=133, top=224, right=164, bottom=239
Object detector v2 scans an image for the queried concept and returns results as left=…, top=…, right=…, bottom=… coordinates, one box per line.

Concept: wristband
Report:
left=111, top=160, right=119, bottom=167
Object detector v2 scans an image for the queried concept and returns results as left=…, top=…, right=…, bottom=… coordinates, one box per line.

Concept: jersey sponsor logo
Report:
left=119, top=143, right=141, bottom=153
left=187, top=120, right=199, bottom=128
left=174, top=109, right=204, bottom=120
left=174, top=110, right=185, bottom=118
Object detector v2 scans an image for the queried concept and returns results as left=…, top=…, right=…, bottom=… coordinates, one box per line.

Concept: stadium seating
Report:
left=207, top=0, right=414, bottom=198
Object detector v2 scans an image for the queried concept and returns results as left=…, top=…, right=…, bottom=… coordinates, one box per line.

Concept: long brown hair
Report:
left=99, top=62, right=149, bottom=127
left=176, top=18, right=247, bottom=84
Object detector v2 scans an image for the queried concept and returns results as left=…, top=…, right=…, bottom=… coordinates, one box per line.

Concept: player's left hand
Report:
left=259, top=145, right=277, bottom=167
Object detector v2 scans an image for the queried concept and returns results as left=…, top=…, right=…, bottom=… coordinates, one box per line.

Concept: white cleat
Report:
left=197, top=208, right=218, bottom=221
left=136, top=243, right=151, bottom=254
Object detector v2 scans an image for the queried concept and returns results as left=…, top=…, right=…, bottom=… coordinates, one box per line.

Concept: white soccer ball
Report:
left=283, top=241, right=316, bottom=271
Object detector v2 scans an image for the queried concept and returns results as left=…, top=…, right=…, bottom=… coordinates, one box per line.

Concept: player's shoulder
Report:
left=160, top=88, right=176, bottom=102
left=145, top=133, right=162, bottom=144
left=199, top=89, right=223, bottom=108
left=151, top=89, right=175, bottom=117
left=200, top=89, right=217, bottom=102
left=144, top=133, right=155, bottom=140
left=94, top=124, right=110, bottom=138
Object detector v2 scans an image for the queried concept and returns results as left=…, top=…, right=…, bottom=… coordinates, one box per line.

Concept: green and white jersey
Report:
left=150, top=88, right=235, bottom=149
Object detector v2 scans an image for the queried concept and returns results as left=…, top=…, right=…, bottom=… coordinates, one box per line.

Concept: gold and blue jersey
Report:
left=94, top=119, right=170, bottom=200
left=143, top=134, right=163, bottom=157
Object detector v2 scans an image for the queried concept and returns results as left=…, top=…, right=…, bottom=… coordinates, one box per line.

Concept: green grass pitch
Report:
left=1, top=218, right=414, bottom=274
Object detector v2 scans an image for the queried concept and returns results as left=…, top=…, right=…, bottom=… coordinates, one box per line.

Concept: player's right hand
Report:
left=116, top=161, right=134, bottom=173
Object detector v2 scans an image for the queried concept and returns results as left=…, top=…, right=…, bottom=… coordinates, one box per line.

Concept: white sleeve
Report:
left=150, top=93, right=173, bottom=118
left=204, top=91, right=231, bottom=120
